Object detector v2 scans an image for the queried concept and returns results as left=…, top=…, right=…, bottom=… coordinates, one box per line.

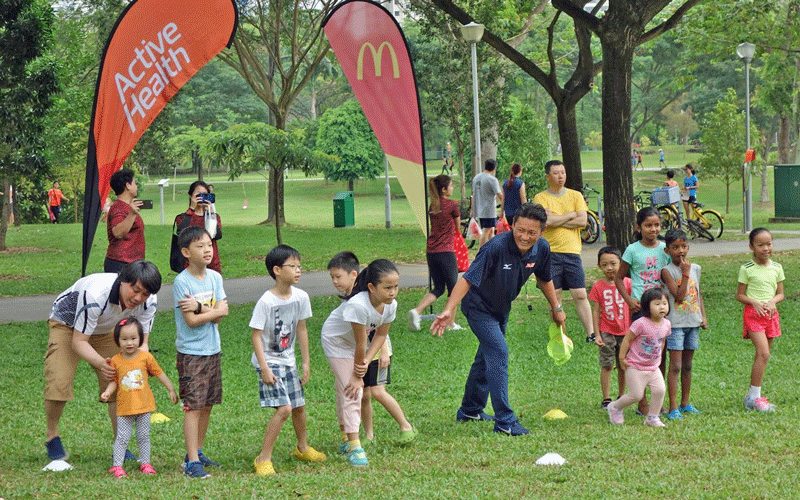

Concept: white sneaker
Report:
left=446, top=323, right=463, bottom=331
left=745, top=396, right=775, bottom=412
left=408, top=309, right=421, bottom=331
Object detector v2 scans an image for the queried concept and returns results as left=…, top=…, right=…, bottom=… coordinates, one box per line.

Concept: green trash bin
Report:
left=333, top=191, right=355, bottom=227
left=774, top=165, right=800, bottom=218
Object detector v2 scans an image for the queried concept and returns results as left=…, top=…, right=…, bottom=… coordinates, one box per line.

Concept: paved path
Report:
left=3, top=237, right=800, bottom=324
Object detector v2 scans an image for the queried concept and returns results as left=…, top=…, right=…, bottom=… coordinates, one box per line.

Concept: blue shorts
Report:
left=479, top=217, right=496, bottom=229
left=550, top=253, right=586, bottom=290
left=256, top=364, right=305, bottom=409
left=667, top=327, right=699, bottom=351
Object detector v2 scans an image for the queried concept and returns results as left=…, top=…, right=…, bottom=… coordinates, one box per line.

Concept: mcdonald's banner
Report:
left=322, top=0, right=428, bottom=234
left=82, top=0, right=238, bottom=275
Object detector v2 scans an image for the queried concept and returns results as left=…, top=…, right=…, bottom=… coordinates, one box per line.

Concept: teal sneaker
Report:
left=347, top=446, right=368, bottom=467
left=338, top=441, right=351, bottom=454
left=679, top=404, right=701, bottom=414
left=667, top=409, right=683, bottom=420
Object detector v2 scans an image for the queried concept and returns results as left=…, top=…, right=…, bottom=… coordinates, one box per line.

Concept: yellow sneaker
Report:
left=254, top=458, right=275, bottom=476
left=292, top=446, right=327, bottom=462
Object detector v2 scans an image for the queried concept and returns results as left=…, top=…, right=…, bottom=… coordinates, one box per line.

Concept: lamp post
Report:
left=547, top=123, right=553, bottom=155
left=461, top=22, right=484, bottom=176
left=737, top=42, right=755, bottom=233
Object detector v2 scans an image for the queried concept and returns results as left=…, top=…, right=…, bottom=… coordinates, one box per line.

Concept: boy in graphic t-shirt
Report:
left=249, top=245, right=326, bottom=476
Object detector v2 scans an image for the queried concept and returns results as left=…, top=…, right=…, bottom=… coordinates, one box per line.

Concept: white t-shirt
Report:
left=249, top=287, right=312, bottom=368
left=321, top=291, right=397, bottom=359
left=50, top=273, right=157, bottom=336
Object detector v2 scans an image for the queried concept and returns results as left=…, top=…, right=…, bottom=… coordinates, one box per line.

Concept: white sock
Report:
left=747, top=386, right=761, bottom=400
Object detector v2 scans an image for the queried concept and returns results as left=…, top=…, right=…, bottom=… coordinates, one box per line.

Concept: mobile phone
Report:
left=199, top=193, right=215, bottom=204
left=140, top=199, right=153, bottom=209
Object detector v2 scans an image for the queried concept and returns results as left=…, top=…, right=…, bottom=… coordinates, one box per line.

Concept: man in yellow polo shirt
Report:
left=533, top=160, right=594, bottom=342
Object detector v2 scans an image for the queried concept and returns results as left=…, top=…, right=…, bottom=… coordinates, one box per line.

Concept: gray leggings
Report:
left=113, top=413, right=151, bottom=466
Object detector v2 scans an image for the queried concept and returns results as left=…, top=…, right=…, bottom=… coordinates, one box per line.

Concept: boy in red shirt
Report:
left=589, top=247, right=631, bottom=409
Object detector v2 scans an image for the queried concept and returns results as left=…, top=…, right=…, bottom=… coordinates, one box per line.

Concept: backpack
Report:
left=169, top=214, right=192, bottom=273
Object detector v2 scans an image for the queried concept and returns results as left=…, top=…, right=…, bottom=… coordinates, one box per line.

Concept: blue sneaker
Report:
left=679, top=404, right=701, bottom=414
left=338, top=441, right=351, bottom=454
left=184, top=460, right=210, bottom=479
left=346, top=446, right=368, bottom=467
left=198, top=451, right=221, bottom=468
left=456, top=408, right=495, bottom=422
left=667, top=409, right=683, bottom=420
left=493, top=420, right=530, bottom=436
left=45, top=436, right=67, bottom=460
left=124, top=449, right=139, bottom=462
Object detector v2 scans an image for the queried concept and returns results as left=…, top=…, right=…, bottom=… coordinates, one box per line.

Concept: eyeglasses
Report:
left=282, top=264, right=302, bottom=271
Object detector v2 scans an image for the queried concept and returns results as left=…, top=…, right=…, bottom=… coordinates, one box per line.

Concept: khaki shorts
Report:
left=44, top=319, right=118, bottom=402
left=177, top=352, right=223, bottom=410
left=598, top=331, right=624, bottom=368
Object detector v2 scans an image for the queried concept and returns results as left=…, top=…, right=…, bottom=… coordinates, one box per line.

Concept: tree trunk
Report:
left=778, top=115, right=791, bottom=164
left=556, top=104, right=583, bottom=191
left=481, top=123, right=498, bottom=167
left=600, top=34, right=636, bottom=250
left=0, top=177, right=9, bottom=251
left=192, top=149, right=203, bottom=182
left=348, top=179, right=354, bottom=192
left=760, top=130, right=770, bottom=202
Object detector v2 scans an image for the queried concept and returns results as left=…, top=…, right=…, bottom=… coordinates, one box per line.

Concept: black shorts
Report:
left=550, top=253, right=586, bottom=290
left=479, top=217, right=496, bottom=229
left=363, top=358, right=391, bottom=387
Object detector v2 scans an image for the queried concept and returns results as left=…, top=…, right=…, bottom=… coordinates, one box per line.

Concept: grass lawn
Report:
left=1, top=249, right=799, bottom=499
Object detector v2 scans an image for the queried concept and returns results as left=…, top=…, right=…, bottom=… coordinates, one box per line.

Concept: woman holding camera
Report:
left=105, top=169, right=146, bottom=273
left=174, top=180, right=223, bottom=273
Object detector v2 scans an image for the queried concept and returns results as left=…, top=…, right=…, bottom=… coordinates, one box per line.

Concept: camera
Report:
left=198, top=193, right=215, bottom=204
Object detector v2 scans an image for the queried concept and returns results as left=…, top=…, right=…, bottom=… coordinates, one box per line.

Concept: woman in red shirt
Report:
left=105, top=170, right=145, bottom=273
left=408, top=174, right=460, bottom=330
left=173, top=181, right=223, bottom=273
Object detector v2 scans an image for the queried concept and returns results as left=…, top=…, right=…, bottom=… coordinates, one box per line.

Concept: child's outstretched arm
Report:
left=100, top=381, right=118, bottom=402
left=364, top=324, right=389, bottom=367
left=431, top=277, right=470, bottom=337
left=156, top=372, right=179, bottom=404
left=297, top=319, right=310, bottom=385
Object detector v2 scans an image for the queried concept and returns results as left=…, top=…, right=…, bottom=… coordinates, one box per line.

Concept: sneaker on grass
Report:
left=139, top=463, right=157, bottom=475
left=493, top=420, right=529, bottom=436
left=607, top=402, right=624, bottom=425
left=109, top=466, right=127, bottom=478
left=347, top=446, right=368, bottom=467
left=745, top=396, right=775, bottom=412
left=407, top=309, right=421, bottom=331
left=184, top=461, right=210, bottom=479
left=45, top=436, right=67, bottom=461
left=644, top=415, right=666, bottom=427
left=456, top=408, right=495, bottom=422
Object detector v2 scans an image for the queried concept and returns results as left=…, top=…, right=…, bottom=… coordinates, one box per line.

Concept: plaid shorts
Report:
left=177, top=352, right=223, bottom=410
left=257, top=364, right=305, bottom=409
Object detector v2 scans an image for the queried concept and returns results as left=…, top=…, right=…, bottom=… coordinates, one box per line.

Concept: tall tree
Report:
left=1, top=0, right=59, bottom=249
left=217, top=0, right=337, bottom=225
left=424, top=0, right=599, bottom=190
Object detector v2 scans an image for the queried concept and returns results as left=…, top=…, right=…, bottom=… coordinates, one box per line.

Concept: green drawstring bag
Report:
left=546, top=323, right=573, bottom=366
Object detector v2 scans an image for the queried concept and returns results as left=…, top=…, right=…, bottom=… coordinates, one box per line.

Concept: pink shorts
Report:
left=742, top=304, right=781, bottom=339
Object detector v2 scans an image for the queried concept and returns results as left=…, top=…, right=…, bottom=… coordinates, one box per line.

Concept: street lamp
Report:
left=547, top=123, right=553, bottom=155
left=461, top=22, right=484, bottom=176
left=737, top=42, right=755, bottom=233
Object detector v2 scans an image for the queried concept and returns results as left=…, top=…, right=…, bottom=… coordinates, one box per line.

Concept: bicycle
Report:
left=581, top=183, right=602, bottom=244
left=685, top=201, right=724, bottom=239
left=638, top=190, right=715, bottom=242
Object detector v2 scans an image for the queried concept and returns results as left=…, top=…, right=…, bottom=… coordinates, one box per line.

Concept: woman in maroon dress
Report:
left=173, top=181, right=223, bottom=273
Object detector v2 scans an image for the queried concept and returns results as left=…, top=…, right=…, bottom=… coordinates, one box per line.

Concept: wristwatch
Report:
left=551, top=304, right=563, bottom=312
left=194, top=302, right=202, bottom=314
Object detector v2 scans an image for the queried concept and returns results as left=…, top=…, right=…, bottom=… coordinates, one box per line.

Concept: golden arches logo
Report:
left=357, top=41, right=400, bottom=80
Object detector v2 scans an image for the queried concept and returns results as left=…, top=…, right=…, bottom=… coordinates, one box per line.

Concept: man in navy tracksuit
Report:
left=431, top=203, right=566, bottom=436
